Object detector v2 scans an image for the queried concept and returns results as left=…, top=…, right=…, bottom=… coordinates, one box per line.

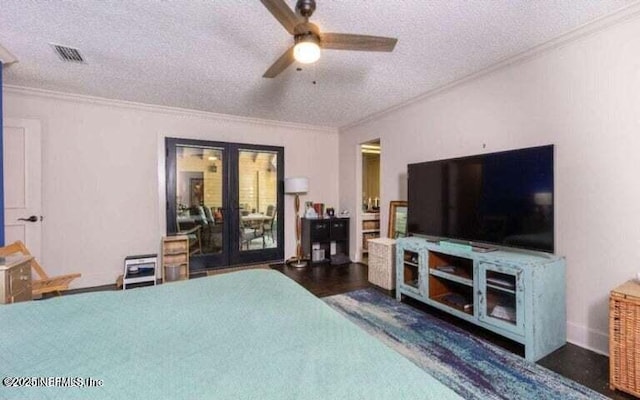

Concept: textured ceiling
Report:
left=0, top=1, right=636, bottom=128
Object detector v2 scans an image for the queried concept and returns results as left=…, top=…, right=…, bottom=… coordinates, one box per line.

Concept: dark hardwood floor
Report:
left=270, top=262, right=371, bottom=297
left=271, top=262, right=635, bottom=400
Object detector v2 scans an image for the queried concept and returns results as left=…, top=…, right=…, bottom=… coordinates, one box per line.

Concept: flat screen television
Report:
left=407, top=145, right=554, bottom=253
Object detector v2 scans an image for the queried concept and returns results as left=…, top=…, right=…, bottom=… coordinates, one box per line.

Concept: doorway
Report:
left=165, top=138, right=284, bottom=270
left=360, top=140, right=381, bottom=263
left=2, top=118, right=43, bottom=259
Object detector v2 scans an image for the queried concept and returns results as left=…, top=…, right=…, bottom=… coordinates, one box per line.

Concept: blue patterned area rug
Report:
left=324, top=289, right=607, bottom=400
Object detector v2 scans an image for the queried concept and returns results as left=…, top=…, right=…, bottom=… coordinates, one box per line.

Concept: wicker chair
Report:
left=0, top=240, right=81, bottom=297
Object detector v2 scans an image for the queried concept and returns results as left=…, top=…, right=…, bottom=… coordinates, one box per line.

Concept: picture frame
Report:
left=388, top=201, right=408, bottom=239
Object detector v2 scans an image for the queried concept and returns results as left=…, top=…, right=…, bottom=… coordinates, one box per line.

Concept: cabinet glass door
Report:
left=397, top=249, right=425, bottom=296
left=478, top=262, right=525, bottom=336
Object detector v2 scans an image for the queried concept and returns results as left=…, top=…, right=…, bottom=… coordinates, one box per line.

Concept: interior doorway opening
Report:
left=359, top=140, right=381, bottom=264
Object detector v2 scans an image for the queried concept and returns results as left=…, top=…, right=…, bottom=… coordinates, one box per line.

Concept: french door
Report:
left=165, top=138, right=284, bottom=270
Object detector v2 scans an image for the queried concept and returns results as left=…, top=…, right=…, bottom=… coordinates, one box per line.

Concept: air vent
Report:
left=50, top=43, right=85, bottom=63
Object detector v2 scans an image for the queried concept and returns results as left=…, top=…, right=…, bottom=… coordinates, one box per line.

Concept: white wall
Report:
left=4, top=88, right=339, bottom=287
left=340, top=14, right=640, bottom=355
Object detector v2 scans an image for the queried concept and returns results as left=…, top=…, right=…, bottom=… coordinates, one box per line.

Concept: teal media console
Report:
left=395, top=237, right=566, bottom=361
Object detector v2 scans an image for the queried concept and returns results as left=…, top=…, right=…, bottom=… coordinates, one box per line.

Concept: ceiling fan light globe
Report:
left=294, top=42, right=321, bottom=64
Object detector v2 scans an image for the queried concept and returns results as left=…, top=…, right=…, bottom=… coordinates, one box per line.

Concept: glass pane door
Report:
left=167, top=141, right=228, bottom=270
left=176, top=145, right=224, bottom=255
left=238, top=149, right=279, bottom=252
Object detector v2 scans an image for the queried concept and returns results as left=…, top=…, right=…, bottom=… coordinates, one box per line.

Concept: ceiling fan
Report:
left=260, top=0, right=398, bottom=78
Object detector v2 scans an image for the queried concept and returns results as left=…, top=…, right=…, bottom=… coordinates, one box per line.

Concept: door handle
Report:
left=18, top=215, right=39, bottom=222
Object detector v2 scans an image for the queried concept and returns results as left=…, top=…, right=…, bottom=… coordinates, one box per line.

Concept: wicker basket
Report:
left=609, top=280, right=640, bottom=397
left=367, top=238, right=396, bottom=290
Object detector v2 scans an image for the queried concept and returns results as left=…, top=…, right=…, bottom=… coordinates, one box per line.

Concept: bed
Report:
left=0, top=269, right=460, bottom=399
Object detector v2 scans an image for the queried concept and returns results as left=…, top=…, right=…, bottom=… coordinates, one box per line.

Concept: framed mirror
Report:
left=388, top=201, right=408, bottom=238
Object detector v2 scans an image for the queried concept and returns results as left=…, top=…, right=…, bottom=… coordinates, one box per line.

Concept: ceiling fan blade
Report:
left=260, top=0, right=302, bottom=34
left=321, top=33, right=398, bottom=52
left=263, top=46, right=295, bottom=78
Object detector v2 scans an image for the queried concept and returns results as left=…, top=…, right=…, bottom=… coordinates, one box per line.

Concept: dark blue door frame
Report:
left=165, top=138, right=285, bottom=270
left=0, top=62, right=5, bottom=246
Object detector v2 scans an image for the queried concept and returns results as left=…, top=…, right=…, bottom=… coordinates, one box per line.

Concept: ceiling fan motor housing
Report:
left=294, top=31, right=320, bottom=45
left=296, top=0, right=316, bottom=18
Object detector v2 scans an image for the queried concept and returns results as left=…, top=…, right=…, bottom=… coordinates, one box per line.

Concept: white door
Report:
left=3, top=118, right=42, bottom=260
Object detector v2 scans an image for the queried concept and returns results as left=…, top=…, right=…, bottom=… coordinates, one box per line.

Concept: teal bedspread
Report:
left=0, top=269, right=460, bottom=399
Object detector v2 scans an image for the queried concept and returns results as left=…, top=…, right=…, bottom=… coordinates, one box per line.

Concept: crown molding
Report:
left=341, top=2, right=640, bottom=131
left=3, top=85, right=337, bottom=134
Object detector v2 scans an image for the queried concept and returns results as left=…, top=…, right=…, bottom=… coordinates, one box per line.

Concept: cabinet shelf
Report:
left=164, top=262, right=188, bottom=268
left=487, top=283, right=516, bottom=294
left=431, top=292, right=473, bottom=315
left=164, top=250, right=188, bottom=256
left=404, top=260, right=419, bottom=268
left=428, top=276, right=473, bottom=314
left=360, top=213, right=380, bottom=259
left=486, top=276, right=516, bottom=293
left=429, top=267, right=473, bottom=287
left=405, top=279, right=419, bottom=289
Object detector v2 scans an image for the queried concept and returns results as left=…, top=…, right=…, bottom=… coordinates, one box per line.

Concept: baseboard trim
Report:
left=567, top=321, right=609, bottom=356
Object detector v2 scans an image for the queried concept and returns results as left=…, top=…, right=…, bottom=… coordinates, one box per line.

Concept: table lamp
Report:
left=285, top=177, right=309, bottom=267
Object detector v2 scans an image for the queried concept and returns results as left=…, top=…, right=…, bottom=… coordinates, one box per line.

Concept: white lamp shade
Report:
left=285, top=177, right=309, bottom=194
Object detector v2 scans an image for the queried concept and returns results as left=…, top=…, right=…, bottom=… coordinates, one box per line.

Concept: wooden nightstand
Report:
left=0, top=255, right=33, bottom=304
